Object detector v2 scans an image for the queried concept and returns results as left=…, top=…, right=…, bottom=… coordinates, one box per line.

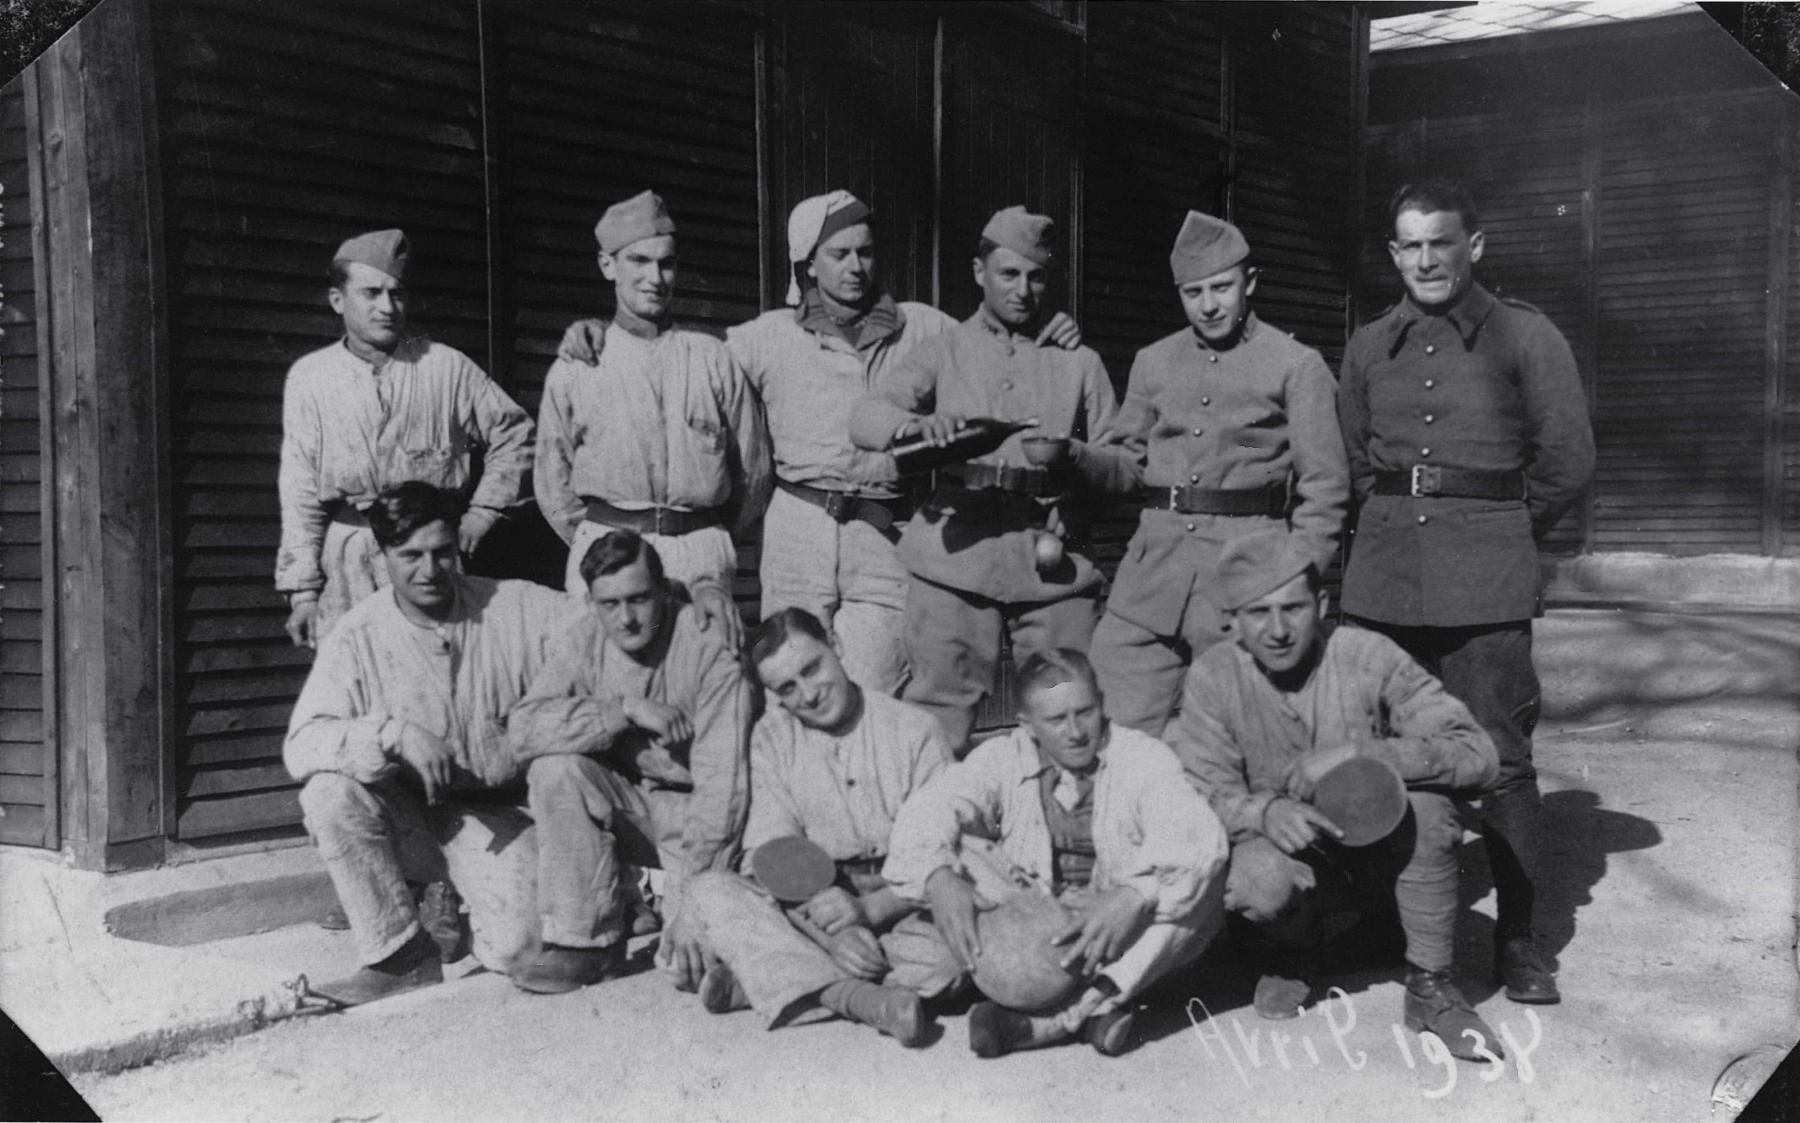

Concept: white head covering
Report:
left=785, top=190, right=870, bottom=306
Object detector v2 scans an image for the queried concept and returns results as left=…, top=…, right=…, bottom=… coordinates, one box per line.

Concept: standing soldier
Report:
left=849, top=207, right=1136, bottom=756
left=554, top=190, right=1081, bottom=693
left=278, top=229, right=533, bottom=648
left=1338, top=180, right=1594, bottom=1006
left=534, top=191, right=771, bottom=641
left=1091, top=212, right=1348, bottom=737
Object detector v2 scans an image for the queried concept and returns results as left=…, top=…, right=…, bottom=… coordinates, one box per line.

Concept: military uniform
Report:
left=1093, top=313, right=1346, bottom=735
left=1338, top=280, right=1593, bottom=951
left=728, top=273, right=953, bottom=692
left=536, top=190, right=773, bottom=596
left=849, top=305, right=1136, bottom=754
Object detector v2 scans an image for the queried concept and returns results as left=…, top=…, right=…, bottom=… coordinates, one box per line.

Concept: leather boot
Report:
left=311, top=929, right=443, bottom=1008
left=511, top=942, right=629, bottom=995
left=1403, top=966, right=1504, bottom=1062
left=1495, top=934, right=1560, bottom=1004
left=1083, top=1006, right=1139, bottom=1057
left=967, top=1001, right=1076, bottom=1058
left=699, top=961, right=749, bottom=1014
left=820, top=980, right=929, bottom=1047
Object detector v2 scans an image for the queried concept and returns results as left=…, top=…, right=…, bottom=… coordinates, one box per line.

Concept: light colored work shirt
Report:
left=1167, top=625, right=1500, bottom=844
left=741, top=690, right=950, bottom=864
left=283, top=576, right=570, bottom=790
left=884, top=724, right=1227, bottom=925
left=276, top=336, right=534, bottom=594
left=725, top=301, right=955, bottom=498
left=505, top=601, right=755, bottom=879
left=534, top=322, right=773, bottom=543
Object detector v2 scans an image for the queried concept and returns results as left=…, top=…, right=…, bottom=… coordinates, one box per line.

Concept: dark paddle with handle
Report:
left=751, top=836, right=840, bottom=949
left=1311, top=756, right=1407, bottom=847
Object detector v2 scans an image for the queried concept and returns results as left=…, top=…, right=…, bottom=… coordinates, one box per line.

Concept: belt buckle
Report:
left=1167, top=486, right=1184, bottom=512
left=652, top=508, right=678, bottom=536
left=1410, top=465, right=1441, bottom=498
left=822, top=490, right=852, bottom=522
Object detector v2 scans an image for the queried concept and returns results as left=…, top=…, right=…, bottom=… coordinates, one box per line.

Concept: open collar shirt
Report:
left=534, top=322, right=773, bottom=543
left=884, top=724, right=1227, bottom=925
left=276, top=336, right=534, bottom=594
left=282, top=575, right=570, bottom=791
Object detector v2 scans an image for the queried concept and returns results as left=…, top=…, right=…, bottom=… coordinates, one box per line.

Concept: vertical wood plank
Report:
left=476, top=0, right=507, bottom=387
left=21, top=64, right=58, bottom=849
left=1764, top=98, right=1791, bottom=558
left=1346, top=4, right=1370, bottom=337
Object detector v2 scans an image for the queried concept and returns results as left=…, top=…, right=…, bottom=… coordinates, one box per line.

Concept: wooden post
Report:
left=1763, top=96, right=1791, bottom=558
left=36, top=0, right=172, bottom=870
left=22, top=65, right=60, bottom=851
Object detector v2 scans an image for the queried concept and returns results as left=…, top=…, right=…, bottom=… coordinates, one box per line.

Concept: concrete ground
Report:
left=21, top=608, right=1800, bottom=1121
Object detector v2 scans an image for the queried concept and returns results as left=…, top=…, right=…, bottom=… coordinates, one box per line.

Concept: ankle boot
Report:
left=311, top=928, right=443, bottom=1008
left=1403, top=966, right=1504, bottom=1062
left=821, top=980, right=928, bottom=1047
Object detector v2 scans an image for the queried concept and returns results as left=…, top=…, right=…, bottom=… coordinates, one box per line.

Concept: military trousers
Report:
left=525, top=754, right=688, bottom=949
left=758, top=486, right=909, bottom=694
left=298, top=773, right=539, bottom=972
left=1222, top=789, right=1461, bottom=973
left=1351, top=618, right=1544, bottom=936
left=1090, top=607, right=1226, bottom=740
left=901, top=577, right=1102, bottom=756
left=683, top=871, right=963, bottom=1028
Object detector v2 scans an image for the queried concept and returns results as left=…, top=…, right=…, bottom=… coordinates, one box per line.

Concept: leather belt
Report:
left=941, top=462, right=1057, bottom=497
left=327, top=503, right=370, bottom=529
left=1149, top=482, right=1287, bottom=517
left=777, top=479, right=910, bottom=538
left=582, top=497, right=723, bottom=536
left=1373, top=466, right=1525, bottom=501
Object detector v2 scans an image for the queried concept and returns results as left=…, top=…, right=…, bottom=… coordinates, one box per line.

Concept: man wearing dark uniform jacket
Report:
left=1337, top=180, right=1595, bottom=1006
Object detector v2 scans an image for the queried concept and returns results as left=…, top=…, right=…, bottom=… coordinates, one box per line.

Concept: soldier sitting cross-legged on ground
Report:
left=884, top=649, right=1229, bottom=1058
left=679, top=608, right=962, bottom=1046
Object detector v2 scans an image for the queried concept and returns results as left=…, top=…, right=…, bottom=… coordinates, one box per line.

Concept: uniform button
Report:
left=1417, top=514, right=1429, bottom=525
left=1424, top=379, right=1436, bottom=390
left=1000, top=380, right=1013, bottom=390
left=1189, top=473, right=1200, bottom=484
left=1208, top=354, right=1219, bottom=363
left=845, top=778, right=856, bottom=787
left=1192, top=427, right=1203, bottom=436
left=1424, top=414, right=1435, bottom=424
left=1421, top=447, right=1432, bottom=457
left=1185, top=522, right=1197, bottom=532
left=1425, top=345, right=1436, bottom=355
left=1200, top=396, right=1211, bottom=406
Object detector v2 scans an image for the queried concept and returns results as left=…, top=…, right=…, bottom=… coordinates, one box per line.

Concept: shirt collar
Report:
left=614, top=303, right=671, bottom=340
left=1019, top=729, right=1108, bottom=783
left=1191, top=311, right=1260, bottom=355
left=974, top=304, right=1039, bottom=346
left=797, top=286, right=904, bottom=349
left=1386, top=282, right=1496, bottom=355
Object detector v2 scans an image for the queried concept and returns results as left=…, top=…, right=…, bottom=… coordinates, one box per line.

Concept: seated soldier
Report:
left=505, top=531, right=755, bottom=995
left=884, top=649, right=1229, bottom=1058
left=285, top=482, right=568, bottom=1006
left=681, top=609, right=960, bottom=1046
left=1165, top=528, right=1504, bottom=1060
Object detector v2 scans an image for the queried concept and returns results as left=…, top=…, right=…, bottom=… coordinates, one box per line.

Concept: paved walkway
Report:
left=12, top=609, right=1799, bottom=1120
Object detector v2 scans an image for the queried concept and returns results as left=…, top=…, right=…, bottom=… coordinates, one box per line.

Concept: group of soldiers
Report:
left=277, top=178, right=1594, bottom=1061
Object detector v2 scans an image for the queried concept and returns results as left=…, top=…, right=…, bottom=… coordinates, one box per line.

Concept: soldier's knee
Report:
left=297, top=772, right=378, bottom=835
left=526, top=753, right=601, bottom=795
left=682, top=870, right=744, bottom=924
left=1406, top=792, right=1462, bottom=853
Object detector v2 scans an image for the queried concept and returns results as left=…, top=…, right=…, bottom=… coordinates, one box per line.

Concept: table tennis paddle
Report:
left=1311, top=755, right=1406, bottom=847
